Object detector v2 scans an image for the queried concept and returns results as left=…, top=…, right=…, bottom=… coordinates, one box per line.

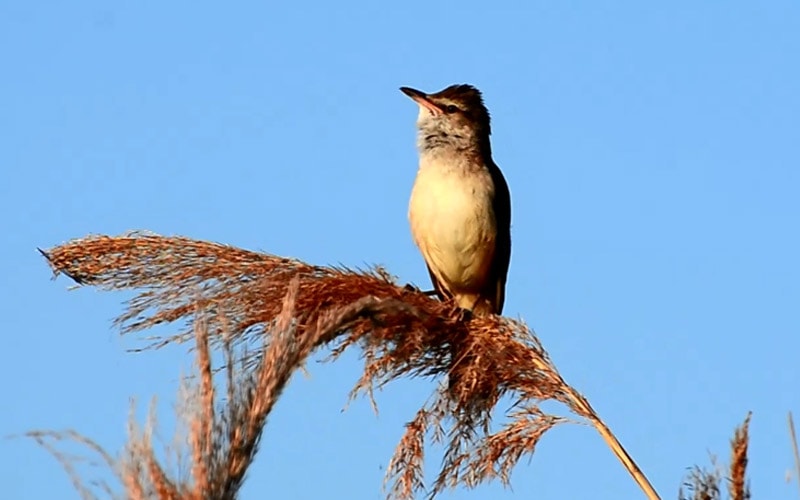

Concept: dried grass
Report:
left=28, top=276, right=329, bottom=499
left=678, top=413, right=751, bottom=500
left=36, top=232, right=661, bottom=499
left=728, top=413, right=751, bottom=500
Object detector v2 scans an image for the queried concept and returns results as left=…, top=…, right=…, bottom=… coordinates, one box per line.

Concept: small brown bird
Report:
left=401, top=84, right=511, bottom=317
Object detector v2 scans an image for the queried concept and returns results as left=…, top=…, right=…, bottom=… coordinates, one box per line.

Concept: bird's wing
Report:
left=488, top=161, right=512, bottom=314
left=427, top=264, right=453, bottom=302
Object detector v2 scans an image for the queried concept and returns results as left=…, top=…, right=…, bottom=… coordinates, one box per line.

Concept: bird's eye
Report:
left=445, top=104, right=459, bottom=114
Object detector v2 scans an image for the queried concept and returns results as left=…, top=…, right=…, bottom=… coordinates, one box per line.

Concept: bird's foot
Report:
left=448, top=306, right=472, bottom=322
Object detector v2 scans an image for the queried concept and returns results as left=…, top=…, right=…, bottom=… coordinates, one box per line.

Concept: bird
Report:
left=400, top=84, right=511, bottom=317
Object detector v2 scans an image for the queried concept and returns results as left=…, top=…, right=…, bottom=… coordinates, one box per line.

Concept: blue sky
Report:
left=2, top=1, right=799, bottom=498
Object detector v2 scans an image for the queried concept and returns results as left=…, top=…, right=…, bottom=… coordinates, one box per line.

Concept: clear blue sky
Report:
left=2, top=2, right=799, bottom=498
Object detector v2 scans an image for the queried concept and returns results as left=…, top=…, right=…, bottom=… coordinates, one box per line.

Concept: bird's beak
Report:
left=400, top=87, right=442, bottom=115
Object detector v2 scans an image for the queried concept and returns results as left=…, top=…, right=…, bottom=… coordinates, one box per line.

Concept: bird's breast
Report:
left=408, top=156, right=497, bottom=289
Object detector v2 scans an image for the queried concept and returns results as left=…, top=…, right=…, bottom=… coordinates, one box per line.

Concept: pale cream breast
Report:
left=408, top=154, right=497, bottom=291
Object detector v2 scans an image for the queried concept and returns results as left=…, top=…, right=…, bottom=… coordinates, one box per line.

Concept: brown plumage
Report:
left=400, top=84, right=512, bottom=317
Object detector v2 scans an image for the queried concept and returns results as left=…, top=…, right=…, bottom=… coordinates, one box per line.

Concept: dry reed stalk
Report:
left=789, top=412, right=800, bottom=498
left=39, top=232, right=661, bottom=499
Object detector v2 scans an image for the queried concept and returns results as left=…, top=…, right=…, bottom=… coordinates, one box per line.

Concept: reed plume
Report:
left=679, top=413, right=751, bottom=500
left=35, top=232, right=660, bottom=499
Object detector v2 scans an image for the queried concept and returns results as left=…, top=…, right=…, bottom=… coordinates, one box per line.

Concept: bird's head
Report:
left=400, top=84, right=492, bottom=148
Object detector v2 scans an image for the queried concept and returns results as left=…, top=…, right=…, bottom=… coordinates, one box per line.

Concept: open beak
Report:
left=400, top=87, right=442, bottom=114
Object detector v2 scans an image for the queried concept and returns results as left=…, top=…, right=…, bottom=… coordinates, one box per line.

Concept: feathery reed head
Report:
left=37, top=232, right=658, bottom=499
